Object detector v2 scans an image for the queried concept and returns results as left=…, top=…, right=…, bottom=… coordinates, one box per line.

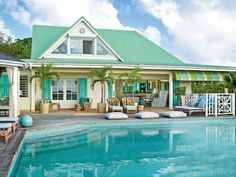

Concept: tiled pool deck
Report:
left=0, top=109, right=235, bottom=177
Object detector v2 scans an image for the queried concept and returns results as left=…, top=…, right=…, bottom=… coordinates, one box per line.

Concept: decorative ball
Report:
left=20, top=115, right=33, bottom=128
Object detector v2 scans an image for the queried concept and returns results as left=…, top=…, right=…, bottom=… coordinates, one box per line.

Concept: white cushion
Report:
left=105, top=112, right=128, bottom=120
left=123, top=105, right=136, bottom=110
left=135, top=111, right=159, bottom=119
left=0, top=123, right=12, bottom=129
left=109, top=106, right=123, bottom=111
left=163, top=111, right=187, bottom=118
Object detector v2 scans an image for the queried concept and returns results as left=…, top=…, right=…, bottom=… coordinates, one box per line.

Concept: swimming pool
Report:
left=10, top=119, right=236, bottom=177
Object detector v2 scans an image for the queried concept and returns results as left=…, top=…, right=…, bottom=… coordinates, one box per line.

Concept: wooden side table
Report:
left=137, top=105, right=144, bottom=112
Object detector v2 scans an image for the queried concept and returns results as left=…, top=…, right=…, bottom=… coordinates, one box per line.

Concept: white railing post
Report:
left=206, top=94, right=208, bottom=117
left=215, top=94, right=218, bottom=117
left=232, top=93, right=235, bottom=116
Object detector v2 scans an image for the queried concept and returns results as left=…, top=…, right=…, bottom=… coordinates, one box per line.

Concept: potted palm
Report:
left=89, top=66, right=113, bottom=113
left=118, top=67, right=142, bottom=99
left=31, top=64, right=59, bottom=114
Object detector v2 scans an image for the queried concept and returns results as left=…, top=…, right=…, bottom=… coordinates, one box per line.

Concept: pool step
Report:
left=23, top=129, right=106, bottom=155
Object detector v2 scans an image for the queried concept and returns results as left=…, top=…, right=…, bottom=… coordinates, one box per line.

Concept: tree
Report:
left=0, top=33, right=31, bottom=59
left=30, top=64, right=60, bottom=102
left=118, top=67, right=142, bottom=99
left=89, top=66, right=113, bottom=103
left=224, top=73, right=236, bottom=93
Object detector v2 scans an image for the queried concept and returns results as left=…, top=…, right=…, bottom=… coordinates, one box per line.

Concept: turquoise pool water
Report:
left=10, top=119, right=236, bottom=177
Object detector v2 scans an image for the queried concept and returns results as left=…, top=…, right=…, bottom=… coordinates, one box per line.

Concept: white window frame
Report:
left=51, top=79, right=78, bottom=101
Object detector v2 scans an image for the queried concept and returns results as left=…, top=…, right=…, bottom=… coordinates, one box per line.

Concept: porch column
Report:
left=169, top=73, right=173, bottom=110
left=30, top=68, right=35, bottom=111
left=13, top=67, right=19, bottom=117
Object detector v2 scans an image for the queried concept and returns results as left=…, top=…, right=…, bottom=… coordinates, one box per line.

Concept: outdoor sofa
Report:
left=0, top=117, right=19, bottom=132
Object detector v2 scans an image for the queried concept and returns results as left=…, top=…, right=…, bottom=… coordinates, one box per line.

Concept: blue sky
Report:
left=0, top=0, right=236, bottom=66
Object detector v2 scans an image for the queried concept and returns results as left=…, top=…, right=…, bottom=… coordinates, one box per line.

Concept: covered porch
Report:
left=0, top=52, right=26, bottom=117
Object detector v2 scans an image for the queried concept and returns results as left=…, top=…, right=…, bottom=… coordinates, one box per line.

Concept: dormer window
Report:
left=97, top=39, right=112, bottom=56
left=52, top=39, right=67, bottom=54
left=70, top=38, right=82, bottom=54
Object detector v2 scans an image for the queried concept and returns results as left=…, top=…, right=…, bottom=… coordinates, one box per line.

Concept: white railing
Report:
left=180, top=93, right=235, bottom=117
left=206, top=93, right=235, bottom=117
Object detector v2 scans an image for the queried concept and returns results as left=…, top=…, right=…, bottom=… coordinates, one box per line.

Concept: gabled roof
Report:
left=31, top=17, right=184, bottom=66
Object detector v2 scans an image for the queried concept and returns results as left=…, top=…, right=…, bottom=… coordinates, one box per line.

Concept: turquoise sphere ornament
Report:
left=20, top=115, right=33, bottom=128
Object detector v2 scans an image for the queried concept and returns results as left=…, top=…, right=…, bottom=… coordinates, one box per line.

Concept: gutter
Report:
left=26, top=63, right=236, bottom=72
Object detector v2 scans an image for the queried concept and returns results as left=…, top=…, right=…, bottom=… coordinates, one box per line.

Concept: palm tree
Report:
left=224, top=73, right=236, bottom=93
left=30, top=64, right=60, bottom=101
left=89, top=66, right=113, bottom=103
left=119, top=67, right=142, bottom=99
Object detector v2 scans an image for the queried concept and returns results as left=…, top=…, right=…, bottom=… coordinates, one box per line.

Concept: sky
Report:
left=0, top=0, right=236, bottom=66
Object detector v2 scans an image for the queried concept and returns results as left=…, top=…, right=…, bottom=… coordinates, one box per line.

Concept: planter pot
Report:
left=39, top=103, right=50, bottom=114
left=97, top=103, right=106, bottom=113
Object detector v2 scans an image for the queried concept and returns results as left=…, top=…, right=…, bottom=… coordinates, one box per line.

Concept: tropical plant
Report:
left=174, top=87, right=186, bottom=105
left=89, top=66, right=113, bottom=103
left=224, top=73, right=236, bottom=93
left=118, top=67, right=142, bottom=99
left=30, top=64, right=59, bottom=102
left=192, top=82, right=225, bottom=93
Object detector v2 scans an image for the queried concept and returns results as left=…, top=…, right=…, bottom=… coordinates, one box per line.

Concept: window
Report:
left=52, top=80, right=64, bottom=100
left=52, top=39, right=67, bottom=54
left=70, top=38, right=82, bottom=54
left=83, top=40, right=93, bottom=54
left=20, top=76, right=28, bottom=97
left=97, top=40, right=112, bottom=55
left=50, top=37, right=113, bottom=56
left=52, top=80, right=78, bottom=101
left=66, top=80, right=78, bottom=100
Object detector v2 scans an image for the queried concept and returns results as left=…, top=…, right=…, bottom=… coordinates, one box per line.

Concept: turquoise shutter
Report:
left=42, top=80, right=51, bottom=100
left=164, top=83, right=169, bottom=91
left=108, top=80, right=113, bottom=98
left=0, top=74, right=10, bottom=97
left=173, top=80, right=180, bottom=107
left=79, top=78, right=87, bottom=104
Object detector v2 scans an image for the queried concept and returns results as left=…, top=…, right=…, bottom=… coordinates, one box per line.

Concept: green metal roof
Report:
left=31, top=22, right=184, bottom=65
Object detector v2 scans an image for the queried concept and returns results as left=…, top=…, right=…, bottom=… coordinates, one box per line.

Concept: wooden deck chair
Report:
left=107, top=98, right=123, bottom=112
left=0, top=123, right=12, bottom=143
left=0, top=117, right=18, bottom=132
left=121, top=98, right=137, bottom=114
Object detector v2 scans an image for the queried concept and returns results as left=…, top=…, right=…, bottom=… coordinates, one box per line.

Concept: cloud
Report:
left=0, top=18, right=14, bottom=39
left=138, top=0, right=236, bottom=66
left=142, top=26, right=162, bottom=45
left=2, top=0, right=124, bottom=29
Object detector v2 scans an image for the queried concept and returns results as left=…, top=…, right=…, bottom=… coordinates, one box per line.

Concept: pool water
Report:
left=11, top=119, right=236, bottom=177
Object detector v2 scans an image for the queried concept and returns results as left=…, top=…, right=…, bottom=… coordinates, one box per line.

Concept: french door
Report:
left=52, top=79, right=78, bottom=108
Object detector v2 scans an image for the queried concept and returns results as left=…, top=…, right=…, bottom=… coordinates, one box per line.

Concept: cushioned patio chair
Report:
left=121, top=98, right=137, bottom=114
left=0, top=117, right=18, bottom=132
left=107, top=97, right=123, bottom=112
left=0, top=123, right=12, bottom=143
left=175, top=96, right=206, bottom=116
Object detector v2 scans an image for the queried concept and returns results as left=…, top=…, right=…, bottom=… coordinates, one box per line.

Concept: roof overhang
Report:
left=26, top=62, right=236, bottom=72
left=0, top=59, right=27, bottom=68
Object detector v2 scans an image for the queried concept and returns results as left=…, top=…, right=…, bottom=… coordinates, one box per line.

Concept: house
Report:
left=1, top=16, right=236, bottom=112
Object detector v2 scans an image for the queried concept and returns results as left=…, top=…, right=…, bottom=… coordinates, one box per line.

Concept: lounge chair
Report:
left=0, top=123, right=12, bottom=143
left=175, top=96, right=206, bottom=116
left=107, top=97, right=123, bottom=112
left=0, top=117, right=18, bottom=132
left=121, top=98, right=137, bottom=114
